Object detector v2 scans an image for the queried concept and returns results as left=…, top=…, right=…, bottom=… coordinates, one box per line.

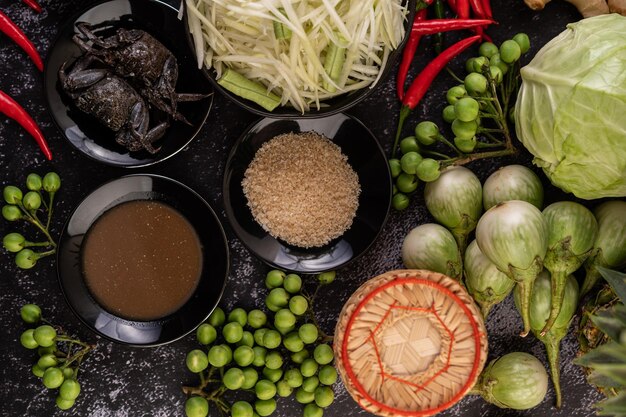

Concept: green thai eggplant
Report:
left=541, top=201, right=597, bottom=335
left=483, top=164, right=544, bottom=210
left=515, top=270, right=578, bottom=408
left=476, top=200, right=548, bottom=336
left=424, top=166, right=482, bottom=254
left=580, top=201, right=626, bottom=297
left=401, top=223, right=463, bottom=280
left=464, top=239, right=515, bottom=318
left=474, top=352, right=548, bottom=410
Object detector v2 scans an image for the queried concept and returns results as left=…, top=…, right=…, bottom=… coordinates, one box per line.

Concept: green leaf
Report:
left=599, top=267, right=626, bottom=303
left=597, top=392, right=626, bottom=417
left=614, top=305, right=626, bottom=328
left=588, top=370, right=623, bottom=389
left=593, top=311, right=625, bottom=341
left=592, top=364, right=626, bottom=387
left=576, top=342, right=626, bottom=368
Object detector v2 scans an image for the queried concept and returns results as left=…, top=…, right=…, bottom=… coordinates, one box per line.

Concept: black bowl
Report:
left=57, top=174, right=229, bottom=347
left=223, top=113, right=391, bottom=273
left=44, top=0, right=213, bottom=168
left=184, top=0, right=416, bottom=118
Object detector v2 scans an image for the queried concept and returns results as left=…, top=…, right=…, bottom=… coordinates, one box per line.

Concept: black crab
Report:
left=59, top=55, right=167, bottom=154
left=72, top=22, right=206, bottom=123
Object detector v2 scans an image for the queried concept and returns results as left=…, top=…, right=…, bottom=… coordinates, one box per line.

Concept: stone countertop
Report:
left=0, top=0, right=605, bottom=416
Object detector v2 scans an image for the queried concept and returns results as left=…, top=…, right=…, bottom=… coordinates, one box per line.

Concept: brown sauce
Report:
left=82, top=200, right=202, bottom=321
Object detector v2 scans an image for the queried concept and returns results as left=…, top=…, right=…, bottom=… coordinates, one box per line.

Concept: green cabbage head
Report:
left=515, top=14, right=626, bottom=199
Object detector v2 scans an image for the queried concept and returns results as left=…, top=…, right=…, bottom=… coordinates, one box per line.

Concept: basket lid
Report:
left=334, top=269, right=488, bottom=417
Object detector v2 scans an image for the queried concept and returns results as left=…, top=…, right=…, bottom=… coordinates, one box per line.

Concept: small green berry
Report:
left=42, top=172, right=61, bottom=193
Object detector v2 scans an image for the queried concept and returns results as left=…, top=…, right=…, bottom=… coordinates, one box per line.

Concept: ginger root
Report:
left=608, top=0, right=626, bottom=14
left=523, top=0, right=613, bottom=17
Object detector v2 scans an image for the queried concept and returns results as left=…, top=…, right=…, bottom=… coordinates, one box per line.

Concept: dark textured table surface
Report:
left=0, top=0, right=606, bottom=416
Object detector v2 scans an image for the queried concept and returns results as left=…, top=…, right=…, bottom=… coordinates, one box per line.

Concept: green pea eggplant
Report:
left=476, top=200, right=548, bottom=336
left=541, top=202, right=597, bottom=335
left=580, top=201, right=626, bottom=297
left=464, top=239, right=515, bottom=318
left=514, top=270, right=578, bottom=408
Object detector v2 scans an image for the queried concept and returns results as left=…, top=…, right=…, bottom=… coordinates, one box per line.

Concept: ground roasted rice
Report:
left=242, top=131, right=361, bottom=248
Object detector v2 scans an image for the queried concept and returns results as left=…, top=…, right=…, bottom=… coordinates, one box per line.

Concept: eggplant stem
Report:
left=516, top=280, right=532, bottom=337
left=541, top=332, right=562, bottom=409
left=451, top=230, right=469, bottom=257
left=480, top=303, right=492, bottom=319
left=540, top=270, right=567, bottom=336
left=580, top=267, right=601, bottom=299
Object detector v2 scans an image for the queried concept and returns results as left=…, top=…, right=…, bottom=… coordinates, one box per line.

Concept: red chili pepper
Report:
left=22, top=0, right=42, bottom=13
left=482, top=0, right=493, bottom=18
left=447, top=0, right=457, bottom=13
left=0, top=10, right=43, bottom=71
left=396, top=9, right=427, bottom=100
left=469, top=0, right=487, bottom=18
left=456, top=0, right=470, bottom=18
left=412, top=18, right=494, bottom=35
left=0, top=91, right=52, bottom=160
left=392, top=35, right=481, bottom=157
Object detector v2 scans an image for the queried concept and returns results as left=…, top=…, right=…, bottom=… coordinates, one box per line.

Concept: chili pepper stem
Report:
left=391, top=106, right=411, bottom=159
left=445, top=67, right=464, bottom=83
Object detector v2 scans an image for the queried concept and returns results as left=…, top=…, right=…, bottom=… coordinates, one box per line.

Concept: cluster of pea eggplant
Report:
left=389, top=34, right=530, bottom=211
left=400, top=164, right=626, bottom=409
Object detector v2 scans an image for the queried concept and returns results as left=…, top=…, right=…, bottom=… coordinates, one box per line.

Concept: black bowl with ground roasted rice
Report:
left=223, top=113, right=392, bottom=273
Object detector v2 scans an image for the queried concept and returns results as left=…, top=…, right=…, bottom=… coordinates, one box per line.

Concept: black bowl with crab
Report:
left=44, top=0, right=213, bottom=168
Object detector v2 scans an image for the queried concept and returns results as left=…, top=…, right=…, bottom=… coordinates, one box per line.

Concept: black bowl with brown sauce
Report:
left=57, top=174, right=229, bottom=346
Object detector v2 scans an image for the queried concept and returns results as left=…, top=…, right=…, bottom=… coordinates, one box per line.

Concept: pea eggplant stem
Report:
left=46, top=191, right=56, bottom=231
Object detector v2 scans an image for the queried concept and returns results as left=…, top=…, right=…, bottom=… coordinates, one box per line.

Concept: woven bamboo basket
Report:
left=334, top=269, right=488, bottom=417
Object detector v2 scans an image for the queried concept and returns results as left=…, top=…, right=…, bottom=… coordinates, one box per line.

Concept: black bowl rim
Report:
left=56, top=173, right=230, bottom=347
left=183, top=0, right=417, bottom=119
left=222, top=113, right=392, bottom=273
left=43, top=0, right=213, bottom=168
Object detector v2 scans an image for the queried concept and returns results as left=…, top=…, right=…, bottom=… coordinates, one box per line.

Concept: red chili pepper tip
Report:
left=0, top=91, right=52, bottom=160
left=0, top=10, right=44, bottom=71
left=22, top=0, right=43, bottom=13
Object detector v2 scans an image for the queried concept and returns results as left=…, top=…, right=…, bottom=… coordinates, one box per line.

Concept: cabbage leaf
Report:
left=515, top=14, right=626, bottom=199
